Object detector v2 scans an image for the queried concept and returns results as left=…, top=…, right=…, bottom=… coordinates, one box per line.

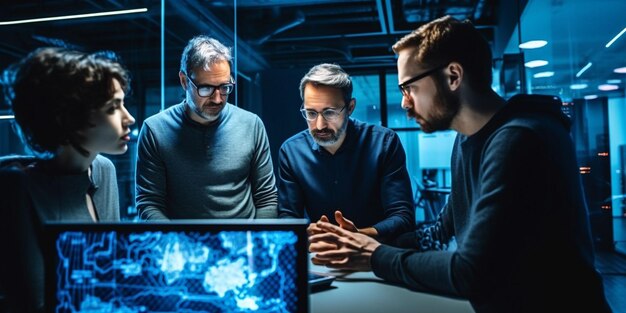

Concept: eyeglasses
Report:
left=300, top=104, right=347, bottom=122
left=185, top=74, right=235, bottom=98
left=398, top=64, right=447, bottom=97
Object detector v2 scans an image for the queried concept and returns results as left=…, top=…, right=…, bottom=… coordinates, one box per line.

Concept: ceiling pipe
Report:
left=251, top=10, right=305, bottom=45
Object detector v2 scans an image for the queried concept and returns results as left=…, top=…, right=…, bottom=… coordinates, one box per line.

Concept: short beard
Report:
left=186, top=99, right=221, bottom=122
left=310, top=117, right=349, bottom=147
left=418, top=75, right=460, bottom=133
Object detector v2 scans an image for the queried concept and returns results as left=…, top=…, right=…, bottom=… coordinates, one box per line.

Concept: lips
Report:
left=313, top=130, right=333, bottom=138
left=203, top=103, right=223, bottom=111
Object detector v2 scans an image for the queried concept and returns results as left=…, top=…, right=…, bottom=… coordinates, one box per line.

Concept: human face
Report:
left=180, top=60, right=232, bottom=124
left=302, top=84, right=351, bottom=148
left=397, top=48, right=459, bottom=133
left=79, top=78, right=135, bottom=155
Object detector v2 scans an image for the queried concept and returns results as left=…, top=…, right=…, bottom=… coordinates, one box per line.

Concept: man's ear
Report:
left=447, top=62, right=463, bottom=92
left=347, top=98, right=356, bottom=115
left=179, top=71, right=188, bottom=90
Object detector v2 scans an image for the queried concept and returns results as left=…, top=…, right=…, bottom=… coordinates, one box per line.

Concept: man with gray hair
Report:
left=278, top=63, right=415, bottom=242
left=136, top=35, right=278, bottom=220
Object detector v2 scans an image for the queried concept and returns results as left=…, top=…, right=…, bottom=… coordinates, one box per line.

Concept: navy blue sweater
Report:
left=372, top=95, right=612, bottom=312
left=278, top=119, right=415, bottom=240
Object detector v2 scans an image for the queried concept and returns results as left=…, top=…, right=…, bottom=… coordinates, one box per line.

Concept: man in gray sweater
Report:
left=136, top=36, right=278, bottom=220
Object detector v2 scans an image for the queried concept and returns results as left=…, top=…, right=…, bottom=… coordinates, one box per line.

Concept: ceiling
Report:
left=1, top=0, right=623, bottom=106
left=504, top=0, right=626, bottom=100
left=0, top=1, right=500, bottom=80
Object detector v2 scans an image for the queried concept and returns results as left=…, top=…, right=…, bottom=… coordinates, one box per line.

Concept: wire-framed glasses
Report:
left=300, top=104, right=347, bottom=122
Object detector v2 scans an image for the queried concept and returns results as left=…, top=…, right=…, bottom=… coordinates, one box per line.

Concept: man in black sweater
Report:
left=310, top=15, right=612, bottom=313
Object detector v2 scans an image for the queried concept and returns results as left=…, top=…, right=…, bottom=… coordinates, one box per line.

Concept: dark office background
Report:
left=1, top=2, right=625, bottom=306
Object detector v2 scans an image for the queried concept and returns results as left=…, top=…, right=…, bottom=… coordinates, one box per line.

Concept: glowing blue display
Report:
left=53, top=230, right=299, bottom=312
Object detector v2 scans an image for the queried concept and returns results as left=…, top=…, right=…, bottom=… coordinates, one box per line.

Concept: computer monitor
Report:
left=43, top=219, right=309, bottom=313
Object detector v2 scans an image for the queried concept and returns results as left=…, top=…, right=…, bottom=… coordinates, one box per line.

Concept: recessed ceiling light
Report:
left=607, top=79, right=622, bottom=84
left=525, top=60, right=548, bottom=68
left=519, top=40, right=548, bottom=49
left=584, top=95, right=598, bottom=100
left=614, top=67, right=626, bottom=74
left=598, top=84, right=619, bottom=91
left=533, top=71, right=554, bottom=78
left=570, top=83, right=588, bottom=90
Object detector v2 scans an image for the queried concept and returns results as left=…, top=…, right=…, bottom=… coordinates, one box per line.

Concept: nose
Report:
left=123, top=106, right=135, bottom=126
left=210, top=90, right=225, bottom=103
left=401, top=94, right=413, bottom=110
left=315, top=114, right=328, bottom=130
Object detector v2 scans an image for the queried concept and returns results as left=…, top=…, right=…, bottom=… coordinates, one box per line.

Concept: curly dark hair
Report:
left=3, top=47, right=130, bottom=157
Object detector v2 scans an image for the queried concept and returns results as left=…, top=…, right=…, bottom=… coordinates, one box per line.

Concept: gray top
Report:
left=0, top=154, right=120, bottom=312
left=136, top=102, right=278, bottom=220
left=25, top=154, right=120, bottom=221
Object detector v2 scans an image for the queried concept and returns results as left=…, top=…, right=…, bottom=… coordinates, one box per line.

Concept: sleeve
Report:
left=277, top=142, right=306, bottom=219
left=371, top=132, right=416, bottom=240
left=135, top=123, right=170, bottom=220
left=371, top=127, right=542, bottom=298
left=250, top=117, right=278, bottom=218
left=93, top=155, right=120, bottom=221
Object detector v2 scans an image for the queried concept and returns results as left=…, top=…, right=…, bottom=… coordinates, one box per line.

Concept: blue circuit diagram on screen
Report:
left=53, top=230, right=299, bottom=313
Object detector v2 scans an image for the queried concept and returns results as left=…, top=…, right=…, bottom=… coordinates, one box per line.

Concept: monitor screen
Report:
left=43, top=219, right=309, bottom=313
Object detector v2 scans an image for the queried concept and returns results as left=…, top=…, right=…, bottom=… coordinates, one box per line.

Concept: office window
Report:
left=386, top=73, right=414, bottom=128
left=351, top=74, right=380, bottom=125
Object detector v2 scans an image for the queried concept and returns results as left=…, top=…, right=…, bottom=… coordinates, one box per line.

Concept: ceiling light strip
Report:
left=606, top=27, right=626, bottom=48
left=0, top=115, right=15, bottom=120
left=0, top=8, right=148, bottom=26
left=576, top=62, right=592, bottom=78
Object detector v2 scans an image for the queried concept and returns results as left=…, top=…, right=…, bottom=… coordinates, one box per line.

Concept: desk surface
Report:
left=310, top=264, right=474, bottom=313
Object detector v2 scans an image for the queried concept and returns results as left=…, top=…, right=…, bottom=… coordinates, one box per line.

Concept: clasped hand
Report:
left=308, top=211, right=381, bottom=272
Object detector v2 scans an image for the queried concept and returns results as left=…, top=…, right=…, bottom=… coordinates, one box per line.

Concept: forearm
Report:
left=371, top=245, right=460, bottom=297
left=372, top=212, right=415, bottom=239
left=138, top=205, right=170, bottom=220
left=256, top=205, right=278, bottom=219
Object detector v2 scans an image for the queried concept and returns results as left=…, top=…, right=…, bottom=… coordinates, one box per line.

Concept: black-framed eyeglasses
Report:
left=185, top=73, right=235, bottom=98
left=398, top=64, right=447, bottom=97
left=300, top=104, right=347, bottom=122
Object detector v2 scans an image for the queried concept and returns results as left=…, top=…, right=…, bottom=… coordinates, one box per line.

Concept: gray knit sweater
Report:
left=136, top=102, right=278, bottom=220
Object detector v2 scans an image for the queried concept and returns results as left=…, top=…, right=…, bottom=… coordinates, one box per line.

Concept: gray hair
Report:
left=299, top=63, right=352, bottom=104
left=180, top=35, right=232, bottom=74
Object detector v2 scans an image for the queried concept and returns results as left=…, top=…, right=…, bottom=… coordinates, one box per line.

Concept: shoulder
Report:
left=144, top=103, right=185, bottom=126
left=280, top=130, right=311, bottom=151
left=228, top=104, right=262, bottom=123
left=92, top=155, right=115, bottom=169
left=351, top=119, right=399, bottom=145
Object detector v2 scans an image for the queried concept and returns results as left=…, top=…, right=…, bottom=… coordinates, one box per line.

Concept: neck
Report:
left=50, top=145, right=96, bottom=173
left=451, top=89, right=505, bottom=136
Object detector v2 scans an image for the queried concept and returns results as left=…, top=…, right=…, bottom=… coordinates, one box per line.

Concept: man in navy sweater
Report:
left=278, top=63, right=415, bottom=242
left=310, top=16, right=612, bottom=313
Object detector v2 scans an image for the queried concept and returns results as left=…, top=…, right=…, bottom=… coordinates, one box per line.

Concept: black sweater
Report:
left=372, top=94, right=612, bottom=313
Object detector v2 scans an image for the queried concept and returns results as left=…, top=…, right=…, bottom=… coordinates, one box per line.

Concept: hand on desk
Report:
left=309, top=221, right=381, bottom=272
